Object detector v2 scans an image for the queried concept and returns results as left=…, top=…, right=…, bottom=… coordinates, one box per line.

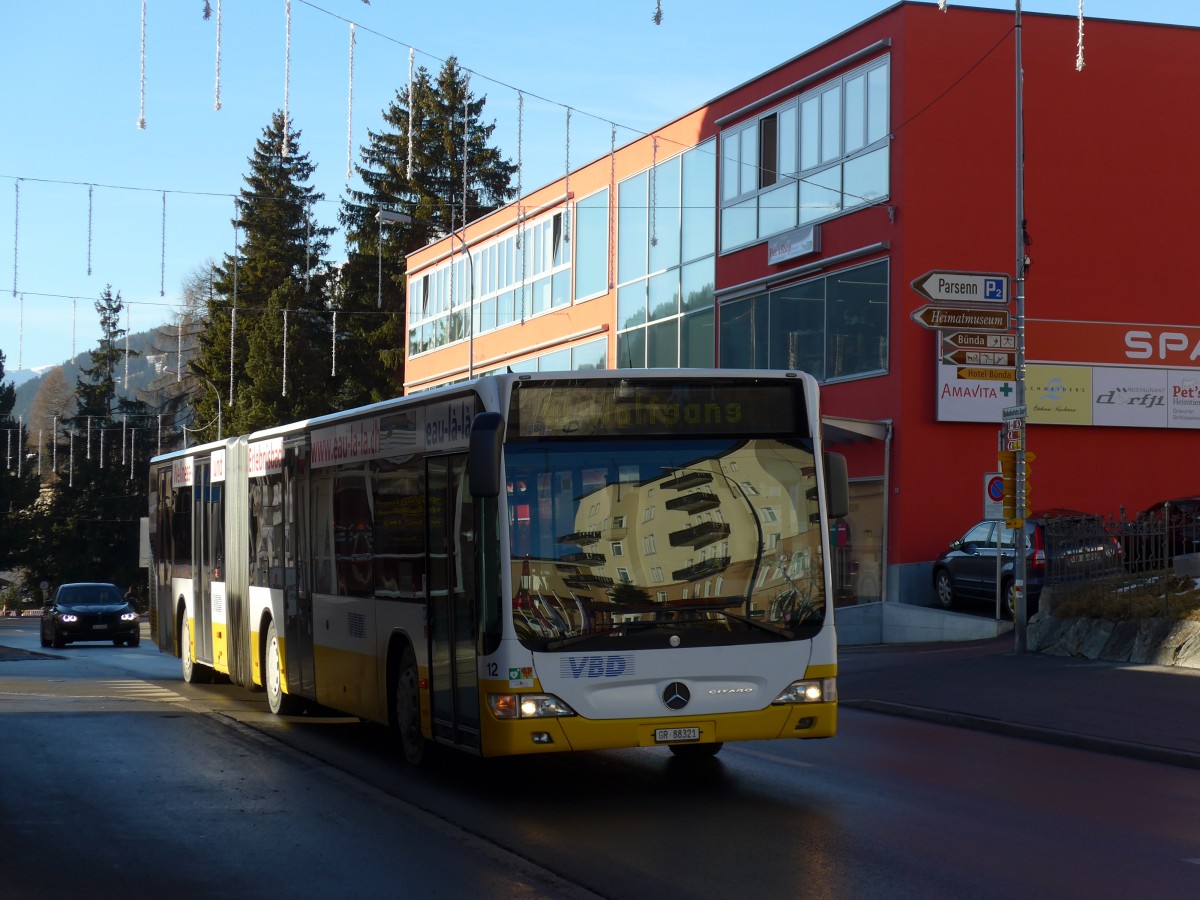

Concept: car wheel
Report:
left=51, top=628, right=65, bottom=649
left=395, top=644, right=428, bottom=766
left=669, top=742, right=723, bottom=759
left=40, top=627, right=50, bottom=648
left=113, top=638, right=124, bottom=646
left=265, top=620, right=301, bottom=715
left=1003, top=580, right=1017, bottom=619
left=933, top=569, right=956, bottom=609
left=181, top=615, right=212, bottom=684
left=128, top=633, right=140, bottom=648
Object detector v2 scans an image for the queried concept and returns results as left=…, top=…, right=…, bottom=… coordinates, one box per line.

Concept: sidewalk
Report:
left=839, top=635, right=1200, bottom=770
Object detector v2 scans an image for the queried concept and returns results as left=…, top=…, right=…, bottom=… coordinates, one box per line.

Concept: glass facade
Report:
left=616, top=139, right=716, bottom=370
left=718, top=260, right=888, bottom=381
left=720, top=56, right=890, bottom=252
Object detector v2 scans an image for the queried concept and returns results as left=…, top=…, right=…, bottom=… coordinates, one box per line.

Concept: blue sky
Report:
left=2, top=0, right=1197, bottom=372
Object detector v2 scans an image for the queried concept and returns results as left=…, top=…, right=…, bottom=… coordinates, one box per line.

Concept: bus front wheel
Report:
left=181, top=615, right=212, bottom=684
left=265, top=620, right=301, bottom=715
left=395, top=645, right=427, bottom=766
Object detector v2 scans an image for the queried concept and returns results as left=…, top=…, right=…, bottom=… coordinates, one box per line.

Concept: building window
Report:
left=719, top=56, right=890, bottom=252
left=719, top=258, right=888, bottom=382
left=616, top=139, right=716, bottom=370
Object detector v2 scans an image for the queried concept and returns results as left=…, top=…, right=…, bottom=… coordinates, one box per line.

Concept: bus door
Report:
left=427, top=453, right=480, bottom=750
left=191, top=458, right=214, bottom=666
left=283, top=450, right=315, bottom=698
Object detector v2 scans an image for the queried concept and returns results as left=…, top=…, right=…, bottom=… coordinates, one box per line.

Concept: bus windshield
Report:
left=505, top=437, right=827, bottom=651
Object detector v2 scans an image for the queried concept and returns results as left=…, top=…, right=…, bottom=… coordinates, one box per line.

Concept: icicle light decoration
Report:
left=177, top=321, right=182, bottom=380
left=87, top=185, right=93, bottom=275
left=650, top=137, right=659, bottom=247
left=331, top=310, right=338, bottom=376
left=564, top=108, right=571, bottom=243
left=283, top=0, right=291, bottom=157
left=125, top=305, right=131, bottom=389
left=653, top=1, right=663, bottom=25
left=1076, top=1, right=1086, bottom=71
left=304, top=211, right=311, bottom=293
left=230, top=200, right=239, bottom=404
left=71, top=298, right=77, bottom=358
left=214, top=0, right=223, bottom=110
left=407, top=48, right=415, bottom=180
left=938, top=0, right=947, bottom=10
left=123, top=416, right=128, bottom=466
left=609, top=126, right=617, bottom=289
left=86, top=416, right=92, bottom=460
left=138, top=0, right=148, bottom=129
left=346, top=23, right=356, bottom=181
left=52, top=416, right=57, bottom=474
left=157, top=415, right=162, bottom=457
left=160, top=191, right=167, bottom=296
left=130, top=430, right=136, bottom=481
left=462, top=75, right=470, bottom=244
left=282, top=309, right=289, bottom=398
left=515, top=93, right=524, bottom=248
left=69, top=429, right=75, bottom=486
left=11, top=179, right=18, bottom=297
left=377, top=214, right=383, bottom=308
left=17, top=294, right=23, bottom=369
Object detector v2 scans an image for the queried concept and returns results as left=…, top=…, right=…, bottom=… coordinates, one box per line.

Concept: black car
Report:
left=41, top=582, right=141, bottom=648
left=932, top=512, right=1122, bottom=619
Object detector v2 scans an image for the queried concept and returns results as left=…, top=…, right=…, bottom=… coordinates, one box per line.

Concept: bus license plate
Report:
left=655, top=727, right=700, bottom=743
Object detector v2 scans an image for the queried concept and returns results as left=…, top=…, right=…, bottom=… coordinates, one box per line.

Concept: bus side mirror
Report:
left=824, top=451, right=849, bottom=520
left=469, top=412, right=505, bottom=498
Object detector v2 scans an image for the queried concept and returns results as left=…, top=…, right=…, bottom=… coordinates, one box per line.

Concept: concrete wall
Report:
left=837, top=601, right=1012, bottom=646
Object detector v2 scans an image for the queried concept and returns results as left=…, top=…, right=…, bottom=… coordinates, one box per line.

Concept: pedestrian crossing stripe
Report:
left=98, top=680, right=187, bottom=702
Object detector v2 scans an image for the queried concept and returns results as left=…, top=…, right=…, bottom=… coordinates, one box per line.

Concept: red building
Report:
left=405, top=1, right=1200, bottom=611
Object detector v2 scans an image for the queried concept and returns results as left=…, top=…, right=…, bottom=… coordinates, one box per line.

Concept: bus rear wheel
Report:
left=181, top=615, right=212, bottom=684
left=265, top=620, right=301, bottom=715
left=395, top=645, right=427, bottom=766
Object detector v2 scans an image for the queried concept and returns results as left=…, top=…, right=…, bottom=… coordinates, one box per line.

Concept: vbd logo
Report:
left=560, top=655, right=634, bottom=679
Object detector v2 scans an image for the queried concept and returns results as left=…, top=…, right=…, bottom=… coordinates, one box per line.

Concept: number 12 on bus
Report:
left=148, top=370, right=848, bottom=762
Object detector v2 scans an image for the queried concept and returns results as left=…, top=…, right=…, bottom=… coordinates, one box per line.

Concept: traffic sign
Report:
left=942, top=349, right=1017, bottom=367
left=911, top=270, right=1009, bottom=304
left=943, top=331, right=1017, bottom=351
left=957, top=367, right=1016, bottom=381
left=911, top=305, right=1011, bottom=332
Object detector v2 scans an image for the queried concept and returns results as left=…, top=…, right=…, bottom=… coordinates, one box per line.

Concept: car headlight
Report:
left=60, top=614, right=78, bottom=623
left=771, top=677, right=837, bottom=705
left=488, top=693, right=576, bottom=719
left=120, top=612, right=139, bottom=621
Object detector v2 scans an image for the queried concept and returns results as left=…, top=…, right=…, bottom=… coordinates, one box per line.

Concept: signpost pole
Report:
left=1013, top=0, right=1029, bottom=652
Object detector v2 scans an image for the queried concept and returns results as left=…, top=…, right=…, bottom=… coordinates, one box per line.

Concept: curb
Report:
left=842, top=698, right=1200, bottom=772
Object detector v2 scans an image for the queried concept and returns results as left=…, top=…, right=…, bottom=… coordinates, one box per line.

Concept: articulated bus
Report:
left=148, top=370, right=848, bottom=762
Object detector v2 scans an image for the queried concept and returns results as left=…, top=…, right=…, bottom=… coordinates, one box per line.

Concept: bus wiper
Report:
left=544, top=622, right=657, bottom=650
left=718, top=610, right=794, bottom=640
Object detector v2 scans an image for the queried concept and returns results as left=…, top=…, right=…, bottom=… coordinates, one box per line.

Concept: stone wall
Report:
left=1028, top=613, right=1200, bottom=668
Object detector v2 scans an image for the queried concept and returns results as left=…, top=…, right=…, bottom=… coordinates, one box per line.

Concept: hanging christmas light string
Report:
left=346, top=22, right=356, bottom=181
left=283, top=0, right=292, bottom=157
left=87, top=185, right=94, bottom=276
left=230, top=199, right=239, bottom=403
left=331, top=310, right=338, bottom=376
left=138, top=0, right=148, bottom=129
left=304, top=209, right=311, bottom=293
left=463, top=72, right=470, bottom=243
left=213, top=0, right=223, bottom=110
left=407, top=48, right=415, bottom=181
left=177, top=321, right=182, bottom=381
left=282, top=308, right=289, bottom=398
left=160, top=191, right=167, bottom=296
left=608, top=126, right=617, bottom=290
left=564, top=107, right=571, bottom=243
left=17, top=294, right=24, bottom=369
left=515, top=92, right=524, bottom=251
left=650, top=136, right=659, bottom=247
left=125, top=304, right=131, bottom=390
left=1076, top=0, right=1086, bottom=71
left=86, top=416, right=92, bottom=460
left=11, top=179, right=18, bottom=296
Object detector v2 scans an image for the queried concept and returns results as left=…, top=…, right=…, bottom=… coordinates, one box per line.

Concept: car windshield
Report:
left=504, top=437, right=827, bottom=651
left=57, top=586, right=120, bottom=605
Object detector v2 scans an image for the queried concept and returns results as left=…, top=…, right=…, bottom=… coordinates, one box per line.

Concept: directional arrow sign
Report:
left=911, top=304, right=1010, bottom=332
left=942, top=349, right=1017, bottom=367
left=911, top=270, right=1009, bottom=304
left=942, top=331, right=1017, bottom=351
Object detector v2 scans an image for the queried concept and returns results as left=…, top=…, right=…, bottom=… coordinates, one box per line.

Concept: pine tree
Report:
left=337, top=56, right=516, bottom=404
left=195, top=111, right=334, bottom=438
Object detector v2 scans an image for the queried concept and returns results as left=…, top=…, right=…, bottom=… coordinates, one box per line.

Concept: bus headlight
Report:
left=488, top=693, right=577, bottom=719
left=771, top=678, right=837, bottom=705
